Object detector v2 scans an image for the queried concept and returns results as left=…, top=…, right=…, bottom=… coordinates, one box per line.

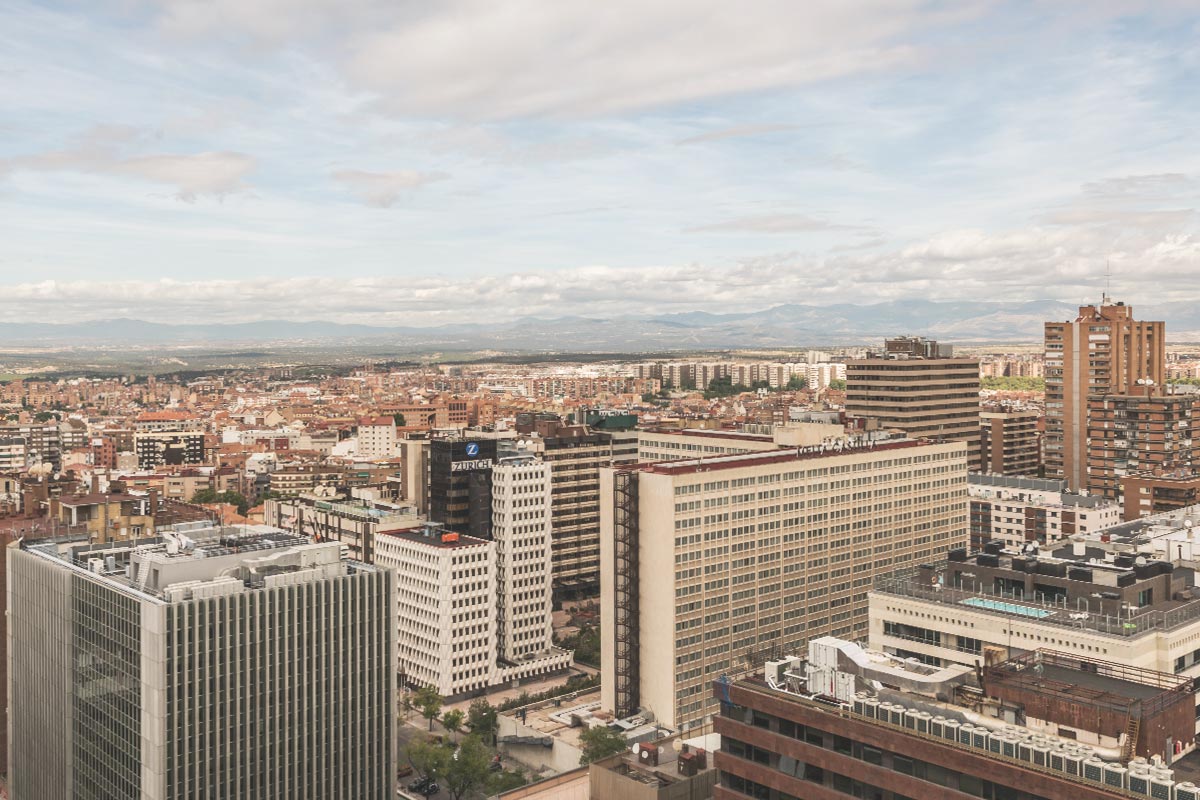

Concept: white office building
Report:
left=492, top=457, right=556, bottom=663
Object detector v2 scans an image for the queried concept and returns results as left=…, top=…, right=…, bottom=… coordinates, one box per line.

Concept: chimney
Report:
left=148, top=488, right=159, bottom=522
left=90, top=474, right=100, bottom=494
left=22, top=489, right=36, bottom=519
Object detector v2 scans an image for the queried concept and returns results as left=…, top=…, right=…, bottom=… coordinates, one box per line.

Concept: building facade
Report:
left=599, top=439, right=969, bottom=731
left=7, top=526, right=396, bottom=800
left=428, top=437, right=498, bottom=537
left=968, top=473, right=1120, bottom=551
left=1044, top=301, right=1165, bottom=492
left=134, top=430, right=206, bottom=469
left=1086, top=393, right=1198, bottom=501
left=979, top=410, right=1040, bottom=477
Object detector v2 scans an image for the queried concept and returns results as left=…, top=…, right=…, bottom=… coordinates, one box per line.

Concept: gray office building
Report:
left=7, top=523, right=397, bottom=800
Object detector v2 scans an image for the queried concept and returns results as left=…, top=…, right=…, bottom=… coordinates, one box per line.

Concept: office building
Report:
left=491, top=457, right=556, bottom=662
left=376, top=522, right=571, bottom=698
left=715, top=637, right=1198, bottom=800
left=968, top=473, right=1120, bottom=551
left=845, top=337, right=981, bottom=470
left=264, top=492, right=420, bottom=563
left=599, top=438, right=968, bottom=731
left=979, top=410, right=1040, bottom=476
left=1045, top=300, right=1165, bottom=492
left=1086, top=393, right=1199, bottom=500
left=502, top=420, right=639, bottom=598
left=429, top=437, right=498, bottom=538
left=7, top=524, right=396, bottom=800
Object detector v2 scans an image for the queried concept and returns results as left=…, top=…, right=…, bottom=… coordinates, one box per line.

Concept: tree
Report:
left=640, top=392, right=656, bottom=403
left=827, top=378, right=847, bottom=390
left=466, top=698, right=499, bottom=744
left=579, top=725, right=629, bottom=765
left=786, top=376, right=807, bottom=390
left=442, top=709, right=466, bottom=742
left=487, top=767, right=528, bottom=795
left=190, top=489, right=250, bottom=516
left=444, top=735, right=492, bottom=800
left=415, top=685, right=444, bottom=731
left=393, top=412, right=407, bottom=427
left=406, top=738, right=450, bottom=783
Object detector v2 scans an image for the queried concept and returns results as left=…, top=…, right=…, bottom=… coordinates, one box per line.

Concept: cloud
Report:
left=331, top=169, right=448, bottom=207
left=675, top=124, right=804, bottom=146
left=149, top=0, right=983, bottom=119
left=686, top=214, right=863, bottom=234
left=1, top=125, right=254, bottom=200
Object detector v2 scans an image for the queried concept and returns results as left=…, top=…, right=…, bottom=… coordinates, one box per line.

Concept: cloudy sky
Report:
left=1, top=1, right=1198, bottom=325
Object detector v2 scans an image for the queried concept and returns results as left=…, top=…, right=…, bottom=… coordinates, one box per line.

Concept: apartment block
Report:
left=134, top=430, right=205, bottom=469
left=979, top=410, right=1040, bottom=476
left=845, top=340, right=981, bottom=470
left=1044, top=301, right=1165, bottom=492
left=968, top=473, right=1120, bottom=551
left=7, top=525, right=396, bottom=800
left=1122, top=470, right=1200, bottom=520
left=599, top=438, right=968, bottom=731
left=1087, top=393, right=1198, bottom=501
left=357, top=414, right=397, bottom=460
left=265, top=493, right=420, bottom=562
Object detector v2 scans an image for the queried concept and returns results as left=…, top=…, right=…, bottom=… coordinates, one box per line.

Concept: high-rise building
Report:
left=599, top=438, right=968, bottom=731
left=502, top=421, right=639, bottom=599
left=1044, top=300, right=1165, bottom=492
left=979, top=410, right=1040, bottom=476
left=845, top=338, right=981, bottom=471
left=1086, top=393, right=1198, bottom=500
left=356, top=414, right=397, bottom=459
left=428, top=437, right=498, bottom=538
left=491, top=457, right=555, bottom=663
left=967, top=473, right=1120, bottom=551
left=7, top=525, right=396, bottom=800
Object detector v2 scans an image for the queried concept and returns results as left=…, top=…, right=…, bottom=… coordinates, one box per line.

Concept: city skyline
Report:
left=1, top=2, right=1198, bottom=325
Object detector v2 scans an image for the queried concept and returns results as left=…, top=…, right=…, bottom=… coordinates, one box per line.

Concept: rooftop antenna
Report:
left=1102, top=259, right=1112, bottom=305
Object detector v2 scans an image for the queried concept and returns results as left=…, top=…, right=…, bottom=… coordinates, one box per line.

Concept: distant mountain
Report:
left=3, top=299, right=1198, bottom=351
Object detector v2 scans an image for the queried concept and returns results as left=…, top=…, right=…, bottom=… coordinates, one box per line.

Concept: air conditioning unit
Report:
left=930, top=716, right=945, bottom=739
left=989, top=735, right=1004, bottom=756
left=860, top=698, right=879, bottom=719
left=1125, top=771, right=1150, bottom=796
left=915, top=712, right=931, bottom=735
left=971, top=729, right=988, bottom=750
left=958, top=723, right=975, bottom=746
left=1030, top=745, right=1049, bottom=767
left=1017, top=742, right=1034, bottom=763
left=1062, top=752, right=1084, bottom=776
left=1174, top=781, right=1200, bottom=800
left=1102, top=763, right=1127, bottom=790
left=1001, top=735, right=1018, bottom=759
left=1083, top=759, right=1105, bottom=783
left=942, top=720, right=960, bottom=742
left=888, top=706, right=904, bottom=726
left=903, top=709, right=919, bottom=730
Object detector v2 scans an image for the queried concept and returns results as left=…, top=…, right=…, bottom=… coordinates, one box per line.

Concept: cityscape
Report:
left=3, top=3, right=1200, bottom=800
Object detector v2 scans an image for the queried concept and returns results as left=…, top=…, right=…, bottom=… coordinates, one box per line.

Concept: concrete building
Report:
left=599, top=438, right=968, bottom=731
left=356, top=414, right=397, bottom=459
left=376, top=522, right=572, bottom=697
left=7, top=524, right=396, bottom=800
left=502, top=421, right=639, bottom=599
left=264, top=492, right=421, bottom=563
left=871, top=506, right=1200, bottom=728
left=845, top=338, right=981, bottom=470
left=0, top=423, right=61, bottom=470
left=1087, top=393, right=1198, bottom=501
left=0, top=436, right=26, bottom=473
left=429, top=437, right=498, bottom=538
left=716, top=637, right=1199, bottom=800
left=1045, top=300, right=1165, bottom=492
left=979, top=410, right=1040, bottom=476
left=1122, top=470, right=1200, bottom=520
left=968, top=473, right=1120, bottom=551
left=804, top=362, right=846, bottom=391
left=52, top=492, right=158, bottom=543
left=589, top=733, right=718, bottom=800
left=492, top=457, right=556, bottom=663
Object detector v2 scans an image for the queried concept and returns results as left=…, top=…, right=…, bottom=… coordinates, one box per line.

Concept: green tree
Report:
left=579, top=725, right=629, bottom=765
left=980, top=376, right=1046, bottom=391
left=827, top=378, right=847, bottom=390
left=640, top=392, right=656, bottom=403
left=703, top=376, right=752, bottom=399
left=444, top=735, right=492, bottom=800
left=415, top=685, right=444, bottom=731
left=33, top=411, right=58, bottom=423
left=786, top=375, right=807, bottom=390
left=442, top=709, right=466, bottom=742
left=393, top=412, right=407, bottom=427
left=190, top=489, right=249, bottom=515
left=466, top=698, right=499, bottom=744
left=406, top=738, right=450, bottom=783
left=487, top=767, right=528, bottom=795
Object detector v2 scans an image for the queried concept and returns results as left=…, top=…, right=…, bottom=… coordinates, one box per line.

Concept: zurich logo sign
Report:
left=465, top=442, right=480, bottom=457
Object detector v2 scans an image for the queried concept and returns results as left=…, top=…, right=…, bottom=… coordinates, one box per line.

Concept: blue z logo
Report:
left=465, top=443, right=480, bottom=457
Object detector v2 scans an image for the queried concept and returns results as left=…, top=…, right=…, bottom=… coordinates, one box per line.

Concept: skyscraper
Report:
left=7, top=525, right=397, bottom=800
left=1044, top=300, right=1165, bottom=492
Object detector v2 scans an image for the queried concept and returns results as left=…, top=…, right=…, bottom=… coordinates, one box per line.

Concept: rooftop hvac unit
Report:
left=1001, top=735, right=1018, bottom=759
left=1049, top=749, right=1066, bottom=772
left=888, top=706, right=904, bottom=726
left=971, top=729, right=988, bottom=750
left=1149, top=776, right=1175, bottom=800
left=930, top=716, right=945, bottom=739
left=958, top=723, right=975, bottom=746
left=1126, top=772, right=1150, bottom=796
left=1017, top=742, right=1034, bottom=763
left=1102, top=764, right=1128, bottom=790
left=942, top=720, right=960, bottom=743
left=903, top=709, right=919, bottom=730
left=915, top=712, right=931, bottom=735
left=1083, top=759, right=1105, bottom=783
left=1175, top=782, right=1200, bottom=800
left=851, top=698, right=865, bottom=716
left=637, top=743, right=660, bottom=767
left=1030, top=745, right=1049, bottom=768
left=860, top=698, right=879, bottom=719
left=990, top=735, right=1004, bottom=755
left=1151, top=767, right=1174, bottom=782
left=1062, top=752, right=1084, bottom=776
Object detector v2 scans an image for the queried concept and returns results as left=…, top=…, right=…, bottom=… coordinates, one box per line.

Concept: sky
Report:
left=1, top=1, right=1198, bottom=326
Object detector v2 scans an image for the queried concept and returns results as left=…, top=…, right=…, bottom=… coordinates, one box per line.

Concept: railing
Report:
left=875, top=569, right=1200, bottom=638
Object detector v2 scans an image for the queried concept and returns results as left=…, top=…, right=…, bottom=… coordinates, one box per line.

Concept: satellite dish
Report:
left=1135, top=556, right=1148, bottom=567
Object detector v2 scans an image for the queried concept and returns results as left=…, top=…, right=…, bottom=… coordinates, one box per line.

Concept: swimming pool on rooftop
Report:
left=959, top=597, right=1052, bottom=618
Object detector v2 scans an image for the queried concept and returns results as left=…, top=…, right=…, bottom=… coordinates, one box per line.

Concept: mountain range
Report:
left=3, top=300, right=1199, bottom=351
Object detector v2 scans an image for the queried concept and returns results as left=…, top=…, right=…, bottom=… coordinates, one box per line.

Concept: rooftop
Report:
left=382, top=523, right=489, bottom=549
left=633, top=438, right=938, bottom=476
